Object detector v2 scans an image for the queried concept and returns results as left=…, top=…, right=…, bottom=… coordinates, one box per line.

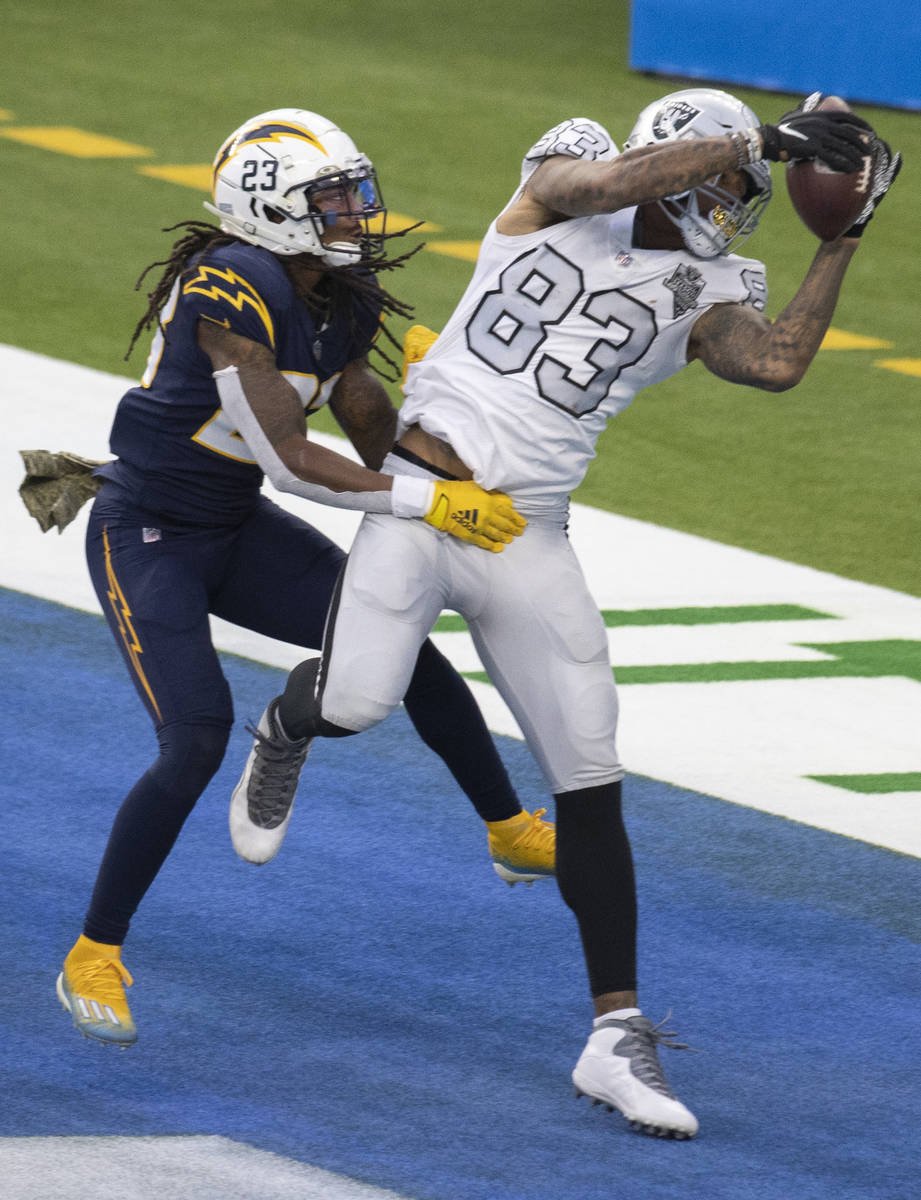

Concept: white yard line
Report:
left=4, top=343, right=919, bottom=856
left=0, top=1136, right=414, bottom=1200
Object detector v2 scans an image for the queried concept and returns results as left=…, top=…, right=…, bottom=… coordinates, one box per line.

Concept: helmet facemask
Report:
left=624, top=89, right=772, bottom=258
left=656, top=168, right=771, bottom=259
left=205, top=109, right=388, bottom=266
left=263, top=163, right=387, bottom=266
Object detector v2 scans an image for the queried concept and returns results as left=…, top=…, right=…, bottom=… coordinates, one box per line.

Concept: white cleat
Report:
left=229, top=699, right=311, bottom=864
left=572, top=1012, right=699, bottom=1139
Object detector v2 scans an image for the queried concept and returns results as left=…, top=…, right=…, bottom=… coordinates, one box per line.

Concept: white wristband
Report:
left=390, top=473, right=436, bottom=518
left=737, top=126, right=764, bottom=164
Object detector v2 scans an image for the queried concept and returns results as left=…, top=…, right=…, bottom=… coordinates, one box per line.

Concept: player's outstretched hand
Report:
left=402, top=323, right=439, bottom=384
left=759, top=108, right=871, bottom=172
left=424, top=480, right=527, bottom=552
left=845, top=137, right=902, bottom=237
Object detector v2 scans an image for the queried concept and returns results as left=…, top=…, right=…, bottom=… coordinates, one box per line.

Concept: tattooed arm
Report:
left=498, top=138, right=743, bottom=234
left=687, top=240, right=859, bottom=392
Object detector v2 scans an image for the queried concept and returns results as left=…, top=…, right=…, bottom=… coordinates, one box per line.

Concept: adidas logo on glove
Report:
left=422, top=480, right=525, bottom=553
left=451, top=507, right=480, bottom=533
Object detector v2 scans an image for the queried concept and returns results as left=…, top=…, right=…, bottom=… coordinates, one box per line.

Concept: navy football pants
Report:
left=83, top=485, right=518, bottom=944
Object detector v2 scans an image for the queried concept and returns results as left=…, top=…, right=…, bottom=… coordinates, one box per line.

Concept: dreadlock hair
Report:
left=125, top=219, right=424, bottom=380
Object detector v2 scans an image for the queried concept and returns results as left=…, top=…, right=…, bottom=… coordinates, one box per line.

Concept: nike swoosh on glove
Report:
left=759, top=110, right=871, bottom=172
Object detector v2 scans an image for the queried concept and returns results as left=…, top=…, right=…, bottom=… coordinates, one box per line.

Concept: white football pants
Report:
left=319, top=509, right=624, bottom=795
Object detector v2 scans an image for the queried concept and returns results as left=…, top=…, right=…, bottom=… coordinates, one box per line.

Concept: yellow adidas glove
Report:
left=402, top=324, right=439, bottom=385
left=423, top=480, right=527, bottom=553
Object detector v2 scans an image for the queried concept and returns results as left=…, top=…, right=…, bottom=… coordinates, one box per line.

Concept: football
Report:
left=785, top=96, right=872, bottom=240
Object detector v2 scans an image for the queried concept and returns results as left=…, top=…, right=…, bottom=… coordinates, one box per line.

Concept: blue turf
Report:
left=2, top=586, right=919, bottom=1199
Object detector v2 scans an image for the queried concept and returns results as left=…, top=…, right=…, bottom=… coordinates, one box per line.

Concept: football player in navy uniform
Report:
left=232, top=92, right=899, bottom=1136
left=56, top=109, right=555, bottom=1049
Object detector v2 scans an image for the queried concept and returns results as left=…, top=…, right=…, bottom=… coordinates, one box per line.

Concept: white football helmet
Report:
left=204, top=108, right=386, bottom=266
left=624, top=88, right=772, bottom=258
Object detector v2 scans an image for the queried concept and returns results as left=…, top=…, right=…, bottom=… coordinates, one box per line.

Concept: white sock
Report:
left=593, top=1007, right=641, bottom=1028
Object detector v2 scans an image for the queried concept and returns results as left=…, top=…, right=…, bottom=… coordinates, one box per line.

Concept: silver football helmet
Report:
left=204, top=108, right=386, bottom=266
left=624, top=88, right=772, bottom=258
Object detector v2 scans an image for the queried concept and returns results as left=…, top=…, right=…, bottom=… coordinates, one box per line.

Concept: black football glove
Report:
left=759, top=103, right=872, bottom=172
left=845, top=136, right=902, bottom=237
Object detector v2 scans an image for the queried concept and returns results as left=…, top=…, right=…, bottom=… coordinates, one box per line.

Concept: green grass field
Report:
left=2, top=0, right=919, bottom=592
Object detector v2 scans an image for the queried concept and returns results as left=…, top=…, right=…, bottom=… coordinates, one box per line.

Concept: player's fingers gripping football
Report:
left=423, top=480, right=527, bottom=552
left=780, top=93, right=872, bottom=126
left=845, top=138, right=902, bottom=237
left=760, top=111, right=870, bottom=172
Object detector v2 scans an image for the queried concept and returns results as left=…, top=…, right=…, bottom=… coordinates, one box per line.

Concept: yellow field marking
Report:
left=0, top=126, right=154, bottom=157
left=821, top=328, right=894, bottom=351
left=0, top=116, right=909, bottom=341
left=139, top=163, right=213, bottom=189
left=424, top=240, right=482, bottom=262
left=369, top=213, right=442, bottom=233
left=874, top=358, right=921, bottom=379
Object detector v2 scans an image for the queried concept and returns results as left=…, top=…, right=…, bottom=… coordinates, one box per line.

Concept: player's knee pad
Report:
left=151, top=721, right=230, bottom=798
left=279, top=657, right=376, bottom=739
left=294, top=653, right=398, bottom=735
left=318, top=641, right=409, bottom=731
left=315, top=715, right=359, bottom=738
left=321, top=642, right=409, bottom=731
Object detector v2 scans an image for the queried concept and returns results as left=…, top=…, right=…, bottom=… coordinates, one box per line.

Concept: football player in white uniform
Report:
left=233, top=90, right=899, bottom=1137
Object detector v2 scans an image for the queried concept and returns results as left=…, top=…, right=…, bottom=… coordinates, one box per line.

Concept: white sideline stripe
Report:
left=3, top=342, right=920, bottom=857
left=0, top=1136, right=413, bottom=1200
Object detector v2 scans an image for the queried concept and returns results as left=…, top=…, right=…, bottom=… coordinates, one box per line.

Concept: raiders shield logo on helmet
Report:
left=651, top=100, right=701, bottom=141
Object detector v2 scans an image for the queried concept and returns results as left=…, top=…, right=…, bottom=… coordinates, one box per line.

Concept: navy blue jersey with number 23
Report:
left=98, top=240, right=380, bottom=524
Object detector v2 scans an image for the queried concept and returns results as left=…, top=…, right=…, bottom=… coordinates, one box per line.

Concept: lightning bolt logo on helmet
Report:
left=211, top=118, right=327, bottom=184
left=204, top=108, right=387, bottom=266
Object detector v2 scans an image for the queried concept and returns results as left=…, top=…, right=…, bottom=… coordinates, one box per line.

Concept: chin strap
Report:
left=316, top=241, right=365, bottom=267
left=203, top=202, right=364, bottom=266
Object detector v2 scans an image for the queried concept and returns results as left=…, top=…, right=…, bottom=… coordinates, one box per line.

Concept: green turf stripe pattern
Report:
left=432, top=603, right=833, bottom=633
left=599, top=604, right=832, bottom=627
left=809, top=773, right=921, bottom=794
left=614, top=641, right=921, bottom=684
left=461, top=639, right=921, bottom=686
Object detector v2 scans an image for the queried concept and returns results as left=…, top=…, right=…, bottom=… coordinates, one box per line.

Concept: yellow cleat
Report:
left=56, top=934, right=137, bottom=1047
left=487, top=807, right=556, bottom=886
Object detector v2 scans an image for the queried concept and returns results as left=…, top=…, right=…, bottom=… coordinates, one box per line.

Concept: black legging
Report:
left=555, top=780, right=638, bottom=997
